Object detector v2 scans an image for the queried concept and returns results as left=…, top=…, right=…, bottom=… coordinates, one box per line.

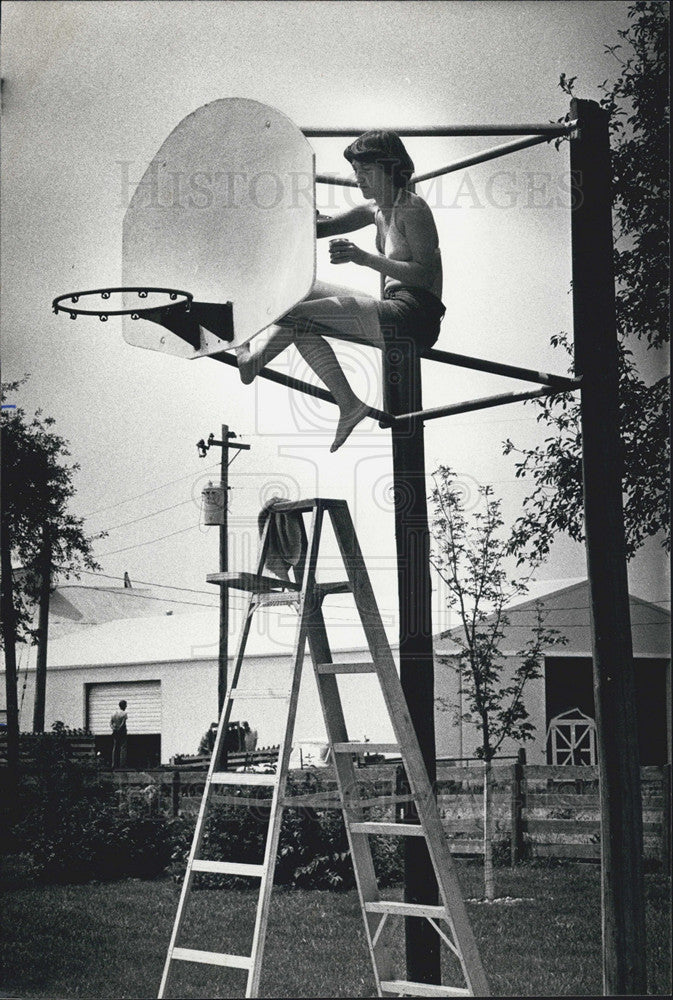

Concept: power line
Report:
left=97, top=523, right=201, bottom=557
left=99, top=498, right=194, bottom=533
left=80, top=571, right=670, bottom=623
left=81, top=462, right=220, bottom=519
left=81, top=569, right=219, bottom=595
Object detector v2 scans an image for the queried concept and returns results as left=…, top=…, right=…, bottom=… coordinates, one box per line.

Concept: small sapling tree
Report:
left=430, top=466, right=566, bottom=900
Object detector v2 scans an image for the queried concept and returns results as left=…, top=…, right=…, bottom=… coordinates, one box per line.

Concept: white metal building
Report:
left=2, top=580, right=669, bottom=767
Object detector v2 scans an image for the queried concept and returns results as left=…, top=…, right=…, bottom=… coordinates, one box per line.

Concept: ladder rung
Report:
left=380, top=981, right=470, bottom=997
left=192, top=859, right=264, bottom=877
left=316, top=661, right=376, bottom=674
left=230, top=687, right=290, bottom=700
left=315, top=580, right=352, bottom=595
left=172, top=947, right=252, bottom=970
left=365, top=901, right=447, bottom=919
left=350, top=822, right=425, bottom=837
left=333, top=742, right=399, bottom=754
left=211, top=771, right=277, bottom=786
left=254, top=591, right=301, bottom=606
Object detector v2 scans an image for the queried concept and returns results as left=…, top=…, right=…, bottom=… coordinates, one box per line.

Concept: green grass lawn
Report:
left=0, top=863, right=670, bottom=998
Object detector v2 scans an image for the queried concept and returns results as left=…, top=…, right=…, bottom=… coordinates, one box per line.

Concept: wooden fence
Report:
left=101, top=760, right=670, bottom=865
left=0, top=732, right=96, bottom=765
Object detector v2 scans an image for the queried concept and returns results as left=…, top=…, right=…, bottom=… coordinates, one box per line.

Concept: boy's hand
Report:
left=329, top=239, right=367, bottom=266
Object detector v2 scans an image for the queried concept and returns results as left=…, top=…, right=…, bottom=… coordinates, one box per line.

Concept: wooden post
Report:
left=172, top=769, right=181, bottom=818
left=383, top=334, right=440, bottom=986
left=510, top=747, right=525, bottom=866
left=32, top=526, right=51, bottom=733
left=662, top=764, right=671, bottom=876
left=570, top=97, right=646, bottom=995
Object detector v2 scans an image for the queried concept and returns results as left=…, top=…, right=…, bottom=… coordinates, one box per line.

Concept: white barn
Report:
left=434, top=580, right=671, bottom=766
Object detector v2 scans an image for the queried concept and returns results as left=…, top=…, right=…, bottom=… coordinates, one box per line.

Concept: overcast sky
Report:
left=1, top=0, right=668, bottom=631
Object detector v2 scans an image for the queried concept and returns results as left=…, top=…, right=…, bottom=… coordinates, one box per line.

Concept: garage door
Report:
left=87, top=681, right=161, bottom=735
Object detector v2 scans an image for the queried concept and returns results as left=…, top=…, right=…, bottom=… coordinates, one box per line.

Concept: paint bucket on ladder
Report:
left=202, top=481, right=225, bottom=525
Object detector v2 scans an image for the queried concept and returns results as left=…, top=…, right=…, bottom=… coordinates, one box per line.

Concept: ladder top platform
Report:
left=206, top=571, right=301, bottom=592
left=265, top=497, right=349, bottom=514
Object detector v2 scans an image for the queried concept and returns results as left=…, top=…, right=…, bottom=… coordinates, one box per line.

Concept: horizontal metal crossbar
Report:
left=391, top=384, right=577, bottom=424
left=211, top=316, right=579, bottom=424
left=317, top=133, right=554, bottom=188
left=423, top=346, right=580, bottom=389
left=413, top=134, right=551, bottom=184
left=211, top=349, right=391, bottom=423
left=302, top=123, right=573, bottom=137
left=310, top=324, right=577, bottom=388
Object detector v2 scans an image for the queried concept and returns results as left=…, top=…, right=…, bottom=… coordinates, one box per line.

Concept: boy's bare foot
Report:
left=330, top=400, right=369, bottom=453
left=235, top=345, right=257, bottom=385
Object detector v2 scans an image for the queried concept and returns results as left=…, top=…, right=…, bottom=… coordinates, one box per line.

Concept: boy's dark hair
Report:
left=343, top=130, right=415, bottom=189
left=119, top=700, right=127, bottom=709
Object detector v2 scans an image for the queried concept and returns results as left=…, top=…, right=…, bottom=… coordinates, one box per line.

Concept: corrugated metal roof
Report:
left=51, top=584, right=209, bottom=622
left=435, top=579, right=670, bottom=658
left=20, top=604, right=397, bottom=669
left=7, top=580, right=668, bottom=670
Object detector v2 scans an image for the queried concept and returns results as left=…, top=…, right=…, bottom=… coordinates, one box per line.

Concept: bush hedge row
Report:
left=3, top=745, right=403, bottom=888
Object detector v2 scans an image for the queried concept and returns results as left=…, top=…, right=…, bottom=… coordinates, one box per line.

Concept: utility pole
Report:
left=197, top=426, right=250, bottom=713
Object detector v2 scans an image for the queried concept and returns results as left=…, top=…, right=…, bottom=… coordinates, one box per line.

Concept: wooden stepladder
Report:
left=158, top=498, right=489, bottom=999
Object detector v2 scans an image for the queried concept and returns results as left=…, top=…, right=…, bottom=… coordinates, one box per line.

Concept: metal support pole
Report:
left=383, top=334, right=439, bottom=986
left=303, top=123, right=572, bottom=137
left=316, top=133, right=554, bottom=188
left=211, top=351, right=391, bottom=424
left=390, top=384, right=576, bottom=426
left=570, top=97, right=646, bottom=995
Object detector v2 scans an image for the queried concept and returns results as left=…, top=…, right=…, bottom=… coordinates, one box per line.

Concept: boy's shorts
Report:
left=376, top=286, right=446, bottom=350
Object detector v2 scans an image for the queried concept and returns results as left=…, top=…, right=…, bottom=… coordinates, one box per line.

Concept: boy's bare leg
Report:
left=293, top=329, right=369, bottom=452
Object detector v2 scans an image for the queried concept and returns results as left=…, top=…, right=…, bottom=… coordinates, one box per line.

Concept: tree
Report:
left=1, top=378, right=102, bottom=767
left=505, top=2, right=669, bottom=561
left=430, top=466, right=566, bottom=900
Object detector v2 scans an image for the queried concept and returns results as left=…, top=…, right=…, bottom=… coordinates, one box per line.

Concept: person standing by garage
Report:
left=110, top=699, right=128, bottom=769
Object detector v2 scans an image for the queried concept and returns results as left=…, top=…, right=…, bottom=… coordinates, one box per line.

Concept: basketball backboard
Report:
left=121, top=98, right=316, bottom=357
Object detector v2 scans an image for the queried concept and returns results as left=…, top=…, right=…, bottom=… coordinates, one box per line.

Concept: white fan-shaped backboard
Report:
left=122, top=98, right=316, bottom=357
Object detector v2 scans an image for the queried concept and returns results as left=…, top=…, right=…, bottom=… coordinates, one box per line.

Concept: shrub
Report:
left=16, top=797, right=172, bottom=883
left=167, top=771, right=404, bottom=891
left=7, top=735, right=172, bottom=884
